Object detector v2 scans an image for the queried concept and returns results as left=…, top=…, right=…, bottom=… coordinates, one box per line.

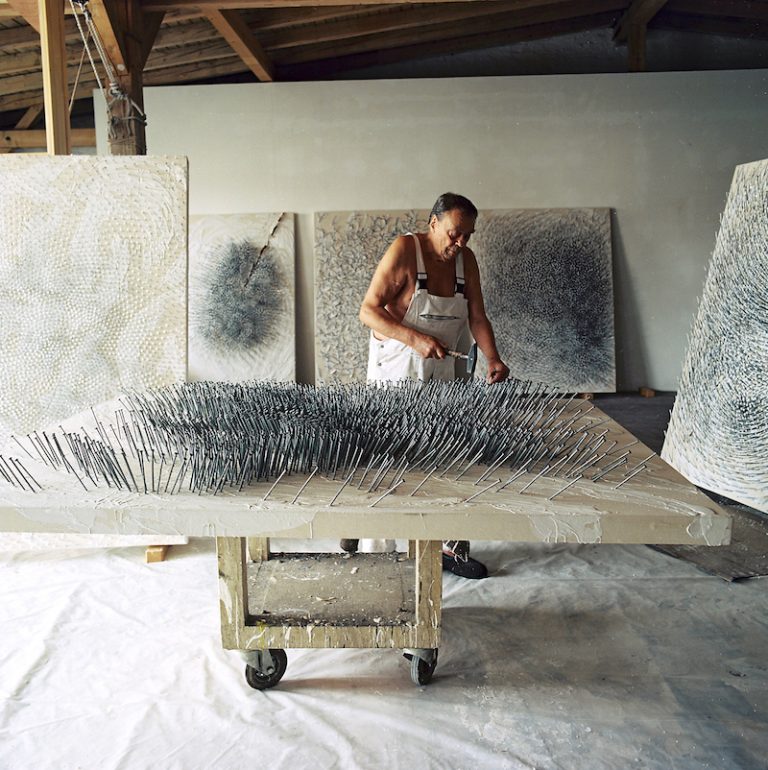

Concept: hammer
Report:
left=446, top=342, right=478, bottom=377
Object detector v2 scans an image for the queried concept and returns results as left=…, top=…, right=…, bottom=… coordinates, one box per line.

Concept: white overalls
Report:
left=362, top=234, right=468, bottom=554
left=367, top=234, right=468, bottom=383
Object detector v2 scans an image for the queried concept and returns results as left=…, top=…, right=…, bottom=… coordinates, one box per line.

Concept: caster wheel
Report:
left=409, top=649, right=438, bottom=686
left=244, top=649, right=288, bottom=690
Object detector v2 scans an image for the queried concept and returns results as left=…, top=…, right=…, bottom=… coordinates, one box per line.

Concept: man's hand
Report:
left=486, top=358, right=509, bottom=384
left=412, top=333, right=447, bottom=360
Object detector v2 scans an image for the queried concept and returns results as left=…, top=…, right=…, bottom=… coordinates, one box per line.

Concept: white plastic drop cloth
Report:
left=1, top=538, right=766, bottom=770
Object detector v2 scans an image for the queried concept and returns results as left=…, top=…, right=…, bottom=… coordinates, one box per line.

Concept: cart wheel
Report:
left=244, top=649, right=288, bottom=690
left=409, top=649, right=438, bottom=686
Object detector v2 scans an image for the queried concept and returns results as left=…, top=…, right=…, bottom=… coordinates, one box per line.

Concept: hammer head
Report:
left=465, top=343, right=478, bottom=377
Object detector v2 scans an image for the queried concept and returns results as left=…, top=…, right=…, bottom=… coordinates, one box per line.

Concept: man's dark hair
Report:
left=429, top=192, right=478, bottom=223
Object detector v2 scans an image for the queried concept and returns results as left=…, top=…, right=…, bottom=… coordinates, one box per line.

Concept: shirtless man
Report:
left=344, top=193, right=509, bottom=579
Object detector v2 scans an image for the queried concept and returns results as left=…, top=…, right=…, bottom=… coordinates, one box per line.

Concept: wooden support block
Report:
left=639, top=387, right=656, bottom=398
left=145, top=544, right=170, bottom=563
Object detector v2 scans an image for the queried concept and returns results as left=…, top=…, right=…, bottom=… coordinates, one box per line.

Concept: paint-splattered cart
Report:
left=217, top=538, right=442, bottom=687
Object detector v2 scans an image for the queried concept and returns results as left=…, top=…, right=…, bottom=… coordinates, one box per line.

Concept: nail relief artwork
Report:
left=470, top=208, right=615, bottom=393
left=188, top=213, right=295, bottom=383
left=0, top=155, right=187, bottom=439
left=314, top=208, right=614, bottom=391
left=662, top=160, right=768, bottom=513
left=314, top=210, right=429, bottom=383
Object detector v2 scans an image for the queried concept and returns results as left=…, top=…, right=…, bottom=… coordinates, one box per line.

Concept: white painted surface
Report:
left=96, top=69, right=768, bottom=389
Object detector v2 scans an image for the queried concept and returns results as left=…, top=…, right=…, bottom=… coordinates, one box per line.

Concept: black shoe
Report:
left=442, top=553, right=488, bottom=579
left=340, top=538, right=359, bottom=553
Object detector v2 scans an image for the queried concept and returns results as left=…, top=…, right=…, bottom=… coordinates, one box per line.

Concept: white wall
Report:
left=97, top=70, right=768, bottom=389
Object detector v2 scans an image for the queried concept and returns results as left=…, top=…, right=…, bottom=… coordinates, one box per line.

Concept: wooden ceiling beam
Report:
left=279, top=10, right=617, bottom=77
left=272, top=0, right=625, bottom=65
left=207, top=7, right=273, bottom=80
left=1, top=126, right=95, bottom=147
left=614, top=0, right=669, bottom=41
left=39, top=0, right=70, bottom=153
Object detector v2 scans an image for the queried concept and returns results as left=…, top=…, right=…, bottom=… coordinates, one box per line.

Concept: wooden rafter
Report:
left=207, top=7, right=273, bottom=80
left=1, top=126, right=94, bottom=147
left=39, top=0, right=70, bottom=153
left=614, top=0, right=669, bottom=41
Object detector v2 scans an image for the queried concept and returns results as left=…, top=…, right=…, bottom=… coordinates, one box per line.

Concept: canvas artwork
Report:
left=662, top=159, right=768, bottom=513
left=0, top=155, right=187, bottom=439
left=314, top=210, right=428, bottom=382
left=314, top=208, right=615, bottom=391
left=189, top=213, right=295, bottom=382
left=470, top=209, right=614, bottom=391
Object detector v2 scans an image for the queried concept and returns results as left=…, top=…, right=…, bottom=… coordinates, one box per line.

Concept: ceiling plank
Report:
left=144, top=0, right=512, bottom=9
left=272, top=0, right=625, bottom=65
left=652, top=9, right=768, bottom=37
left=614, top=0, right=669, bottom=41
left=0, top=17, right=80, bottom=50
left=145, top=37, right=234, bottom=70
left=207, top=7, right=273, bottom=80
left=0, top=103, right=42, bottom=152
left=279, top=10, right=618, bottom=77
left=39, top=0, right=70, bottom=153
left=5, top=0, right=39, bottom=31
left=666, top=0, right=768, bottom=21
left=257, top=0, right=596, bottom=51
left=1, top=126, right=94, bottom=147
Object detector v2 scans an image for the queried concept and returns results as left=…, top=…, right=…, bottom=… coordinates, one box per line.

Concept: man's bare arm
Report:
left=463, top=248, right=510, bottom=383
left=359, top=236, right=447, bottom=359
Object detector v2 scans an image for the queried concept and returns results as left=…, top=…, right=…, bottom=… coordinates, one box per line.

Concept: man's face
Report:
left=431, top=209, right=476, bottom=261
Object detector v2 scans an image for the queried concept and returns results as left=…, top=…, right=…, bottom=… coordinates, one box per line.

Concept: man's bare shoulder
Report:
left=382, top=234, right=417, bottom=274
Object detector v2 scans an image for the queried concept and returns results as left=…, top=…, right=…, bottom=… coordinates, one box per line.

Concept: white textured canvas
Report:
left=662, top=159, right=768, bottom=513
left=314, top=208, right=615, bottom=390
left=189, top=213, right=295, bottom=382
left=0, top=155, right=187, bottom=438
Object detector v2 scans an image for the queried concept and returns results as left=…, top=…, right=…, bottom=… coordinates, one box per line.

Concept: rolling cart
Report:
left=217, top=537, right=443, bottom=688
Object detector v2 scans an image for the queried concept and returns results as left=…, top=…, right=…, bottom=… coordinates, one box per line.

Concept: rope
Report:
left=67, top=0, right=146, bottom=146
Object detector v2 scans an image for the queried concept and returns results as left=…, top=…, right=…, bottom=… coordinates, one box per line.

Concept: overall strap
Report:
left=411, top=234, right=428, bottom=291
left=455, top=252, right=466, bottom=296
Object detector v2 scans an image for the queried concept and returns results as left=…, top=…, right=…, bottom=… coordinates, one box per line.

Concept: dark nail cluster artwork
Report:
left=189, top=213, right=295, bottom=382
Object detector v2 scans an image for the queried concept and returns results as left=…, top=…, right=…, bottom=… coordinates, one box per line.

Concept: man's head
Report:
left=428, top=193, right=478, bottom=261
